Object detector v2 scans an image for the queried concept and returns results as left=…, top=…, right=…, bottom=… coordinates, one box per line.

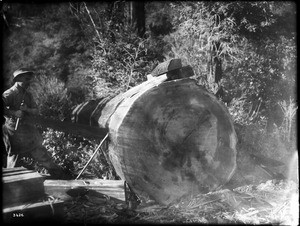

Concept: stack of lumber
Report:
left=2, top=167, right=64, bottom=223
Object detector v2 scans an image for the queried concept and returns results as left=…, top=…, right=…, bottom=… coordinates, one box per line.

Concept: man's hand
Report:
left=14, top=110, right=24, bottom=118
left=20, top=104, right=38, bottom=115
left=20, top=103, right=28, bottom=111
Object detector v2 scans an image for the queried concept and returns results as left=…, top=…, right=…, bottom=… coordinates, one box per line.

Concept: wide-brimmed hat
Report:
left=13, top=68, right=34, bottom=82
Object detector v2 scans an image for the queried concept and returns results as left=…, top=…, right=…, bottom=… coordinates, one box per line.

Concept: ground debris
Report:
left=62, top=179, right=299, bottom=224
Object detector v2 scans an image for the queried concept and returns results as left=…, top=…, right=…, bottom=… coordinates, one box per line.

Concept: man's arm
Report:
left=20, top=104, right=39, bottom=115
left=19, top=91, right=39, bottom=116
left=3, top=92, right=24, bottom=118
left=3, top=107, right=24, bottom=118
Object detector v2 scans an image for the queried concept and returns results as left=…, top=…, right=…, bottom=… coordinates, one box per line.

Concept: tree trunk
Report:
left=73, top=72, right=237, bottom=205
left=129, top=1, right=145, bottom=37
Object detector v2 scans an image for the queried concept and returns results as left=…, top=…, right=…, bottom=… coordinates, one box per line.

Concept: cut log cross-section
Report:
left=100, top=77, right=237, bottom=205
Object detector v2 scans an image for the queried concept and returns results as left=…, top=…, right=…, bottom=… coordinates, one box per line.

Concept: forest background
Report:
left=1, top=1, right=297, bottom=179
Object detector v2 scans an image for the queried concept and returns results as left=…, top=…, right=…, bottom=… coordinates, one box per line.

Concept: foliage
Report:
left=42, top=129, right=118, bottom=179
left=228, top=95, right=265, bottom=126
left=28, top=74, right=71, bottom=120
left=90, top=29, right=156, bottom=94
left=3, top=2, right=162, bottom=178
left=2, top=3, right=89, bottom=85
left=278, top=97, right=298, bottom=142
left=162, top=1, right=296, bottom=127
left=63, top=2, right=161, bottom=96
left=163, top=2, right=242, bottom=89
left=2, top=2, right=297, bottom=180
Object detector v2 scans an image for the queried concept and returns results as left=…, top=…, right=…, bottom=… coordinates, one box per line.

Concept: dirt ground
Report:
left=63, top=179, right=298, bottom=225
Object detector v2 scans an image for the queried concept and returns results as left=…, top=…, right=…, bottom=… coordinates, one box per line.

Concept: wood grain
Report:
left=107, top=78, right=237, bottom=205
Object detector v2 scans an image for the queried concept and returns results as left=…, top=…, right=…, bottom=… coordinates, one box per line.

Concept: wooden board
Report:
left=3, top=199, right=64, bottom=223
left=2, top=167, right=46, bottom=208
left=44, top=179, right=125, bottom=202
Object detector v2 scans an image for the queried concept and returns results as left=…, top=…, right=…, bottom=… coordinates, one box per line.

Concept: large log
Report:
left=23, top=60, right=237, bottom=205
left=73, top=73, right=237, bottom=205
left=106, top=78, right=237, bottom=205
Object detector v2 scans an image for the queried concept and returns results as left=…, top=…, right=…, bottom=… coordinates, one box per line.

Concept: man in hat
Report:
left=2, top=68, right=72, bottom=179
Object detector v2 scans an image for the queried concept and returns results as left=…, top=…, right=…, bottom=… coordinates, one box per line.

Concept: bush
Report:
left=91, top=28, right=159, bottom=95
left=24, top=71, right=119, bottom=179
left=234, top=98, right=297, bottom=178
left=42, top=129, right=119, bottom=179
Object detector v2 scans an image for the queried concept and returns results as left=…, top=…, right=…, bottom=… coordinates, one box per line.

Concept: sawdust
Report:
left=63, top=179, right=299, bottom=224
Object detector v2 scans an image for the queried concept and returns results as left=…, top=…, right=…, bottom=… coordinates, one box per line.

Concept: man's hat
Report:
left=13, top=68, right=34, bottom=82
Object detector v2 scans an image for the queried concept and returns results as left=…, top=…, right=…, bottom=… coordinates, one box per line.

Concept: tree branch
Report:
left=83, top=2, right=102, bottom=44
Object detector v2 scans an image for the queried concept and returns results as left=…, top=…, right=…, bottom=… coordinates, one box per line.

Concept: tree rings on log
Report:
left=105, top=78, right=237, bottom=205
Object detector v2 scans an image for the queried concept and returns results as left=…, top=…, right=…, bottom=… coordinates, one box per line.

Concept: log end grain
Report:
left=108, top=78, right=237, bottom=205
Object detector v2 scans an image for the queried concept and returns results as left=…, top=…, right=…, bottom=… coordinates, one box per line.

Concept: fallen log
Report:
left=25, top=59, right=238, bottom=205
left=104, top=77, right=237, bottom=205
left=72, top=61, right=237, bottom=205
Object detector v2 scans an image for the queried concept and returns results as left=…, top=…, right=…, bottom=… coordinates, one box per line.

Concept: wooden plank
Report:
left=3, top=170, right=35, bottom=177
left=2, top=167, right=32, bottom=173
left=3, top=168, right=35, bottom=177
left=3, top=171, right=45, bottom=183
left=2, top=168, right=46, bottom=208
left=44, top=179, right=125, bottom=202
left=3, top=199, right=64, bottom=223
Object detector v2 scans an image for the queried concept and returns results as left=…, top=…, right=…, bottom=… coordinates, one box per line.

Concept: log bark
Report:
left=23, top=114, right=108, bottom=139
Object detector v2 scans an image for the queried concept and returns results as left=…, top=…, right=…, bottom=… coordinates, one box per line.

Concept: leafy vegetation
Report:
left=2, top=2, right=296, bottom=182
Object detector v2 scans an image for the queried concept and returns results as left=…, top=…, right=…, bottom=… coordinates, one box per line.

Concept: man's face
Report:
left=16, top=74, right=33, bottom=87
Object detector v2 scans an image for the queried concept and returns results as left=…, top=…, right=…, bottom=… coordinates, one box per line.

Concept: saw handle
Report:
left=15, top=101, right=25, bottom=131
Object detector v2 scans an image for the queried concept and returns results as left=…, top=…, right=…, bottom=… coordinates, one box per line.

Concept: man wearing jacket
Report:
left=2, top=68, right=72, bottom=179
